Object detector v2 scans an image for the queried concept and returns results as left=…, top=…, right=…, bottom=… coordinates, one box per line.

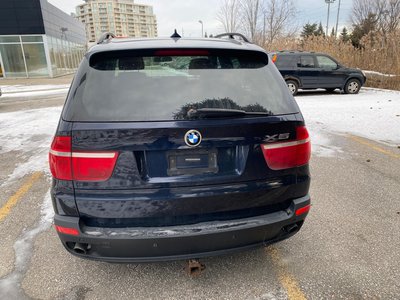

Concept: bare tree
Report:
left=216, top=0, right=241, bottom=32
left=240, top=0, right=262, bottom=42
left=375, top=0, right=400, bottom=34
left=351, top=0, right=376, bottom=26
left=352, top=0, right=400, bottom=34
left=262, top=0, right=296, bottom=47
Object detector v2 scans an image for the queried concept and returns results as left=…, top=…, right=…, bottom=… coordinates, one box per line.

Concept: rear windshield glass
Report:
left=64, top=49, right=298, bottom=122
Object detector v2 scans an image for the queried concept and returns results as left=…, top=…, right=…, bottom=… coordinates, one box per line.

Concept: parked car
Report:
left=271, top=51, right=366, bottom=95
left=49, top=32, right=311, bottom=262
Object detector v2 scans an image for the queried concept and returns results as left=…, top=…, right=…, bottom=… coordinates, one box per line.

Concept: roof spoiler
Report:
left=214, top=33, right=250, bottom=43
left=97, top=32, right=116, bottom=44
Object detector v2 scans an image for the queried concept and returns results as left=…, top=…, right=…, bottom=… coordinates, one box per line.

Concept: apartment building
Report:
left=76, top=0, right=157, bottom=42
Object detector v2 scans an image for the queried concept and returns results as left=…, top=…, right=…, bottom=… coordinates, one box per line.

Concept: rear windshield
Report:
left=64, top=49, right=298, bottom=122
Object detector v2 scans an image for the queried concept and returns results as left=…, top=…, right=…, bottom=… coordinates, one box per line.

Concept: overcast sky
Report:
left=48, top=0, right=353, bottom=37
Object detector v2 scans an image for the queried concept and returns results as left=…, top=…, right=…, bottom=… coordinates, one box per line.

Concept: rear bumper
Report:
left=54, top=195, right=310, bottom=262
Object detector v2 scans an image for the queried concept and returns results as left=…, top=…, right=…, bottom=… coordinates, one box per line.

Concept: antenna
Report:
left=171, top=29, right=181, bottom=38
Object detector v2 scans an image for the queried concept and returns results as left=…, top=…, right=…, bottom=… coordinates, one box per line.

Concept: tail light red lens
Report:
left=295, top=204, right=311, bottom=216
left=262, top=126, right=311, bottom=170
left=55, top=225, right=79, bottom=236
left=49, top=136, right=118, bottom=181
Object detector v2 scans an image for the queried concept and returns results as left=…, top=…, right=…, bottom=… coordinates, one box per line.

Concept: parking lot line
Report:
left=0, top=172, right=43, bottom=222
left=266, top=246, right=307, bottom=300
left=349, top=135, right=400, bottom=159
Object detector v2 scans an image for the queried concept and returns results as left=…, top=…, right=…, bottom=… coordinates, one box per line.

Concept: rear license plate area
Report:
left=167, top=149, right=218, bottom=176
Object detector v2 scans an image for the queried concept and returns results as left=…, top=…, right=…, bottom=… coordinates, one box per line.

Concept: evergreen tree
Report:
left=301, top=23, right=318, bottom=38
left=350, top=13, right=377, bottom=47
left=331, top=27, right=335, bottom=37
left=340, top=27, right=349, bottom=42
left=316, top=22, right=325, bottom=37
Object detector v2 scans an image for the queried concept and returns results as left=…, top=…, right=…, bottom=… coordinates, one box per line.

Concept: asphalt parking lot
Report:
left=0, top=86, right=399, bottom=299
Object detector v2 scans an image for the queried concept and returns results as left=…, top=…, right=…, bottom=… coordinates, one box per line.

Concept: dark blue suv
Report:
left=49, top=33, right=311, bottom=262
left=271, top=51, right=366, bottom=95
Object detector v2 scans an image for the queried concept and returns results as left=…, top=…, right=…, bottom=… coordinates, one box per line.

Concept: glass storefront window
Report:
left=23, top=43, right=49, bottom=77
left=0, top=34, right=85, bottom=78
left=0, top=36, right=20, bottom=43
left=0, top=44, right=26, bottom=77
left=21, top=36, right=43, bottom=43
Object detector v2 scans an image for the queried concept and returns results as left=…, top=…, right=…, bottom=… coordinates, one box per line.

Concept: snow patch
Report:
left=363, top=70, right=397, bottom=78
left=297, top=88, right=400, bottom=147
left=0, top=106, right=62, bottom=185
left=1, top=84, right=70, bottom=93
left=1, top=88, right=68, bottom=98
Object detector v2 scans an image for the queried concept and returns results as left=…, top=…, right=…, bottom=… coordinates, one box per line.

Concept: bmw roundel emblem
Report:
left=184, top=129, right=202, bottom=147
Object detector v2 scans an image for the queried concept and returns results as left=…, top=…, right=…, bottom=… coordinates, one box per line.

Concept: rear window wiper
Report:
left=187, top=108, right=272, bottom=118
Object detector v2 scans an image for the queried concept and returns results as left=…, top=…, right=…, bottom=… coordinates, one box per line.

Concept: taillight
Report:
left=55, top=225, right=79, bottom=236
left=295, top=204, right=311, bottom=216
left=49, top=136, right=118, bottom=181
left=271, top=53, right=277, bottom=63
left=262, top=126, right=311, bottom=170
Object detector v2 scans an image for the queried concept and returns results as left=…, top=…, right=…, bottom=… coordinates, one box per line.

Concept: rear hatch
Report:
left=59, top=47, right=309, bottom=226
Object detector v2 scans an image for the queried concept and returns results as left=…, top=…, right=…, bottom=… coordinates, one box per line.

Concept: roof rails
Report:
left=214, top=33, right=250, bottom=43
left=97, top=32, right=115, bottom=44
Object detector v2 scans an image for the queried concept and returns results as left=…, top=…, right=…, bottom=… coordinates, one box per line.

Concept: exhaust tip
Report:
left=73, top=243, right=90, bottom=255
left=283, top=223, right=299, bottom=234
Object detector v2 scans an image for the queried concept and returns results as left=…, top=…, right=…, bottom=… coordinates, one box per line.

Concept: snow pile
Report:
left=0, top=106, right=62, bottom=184
left=363, top=70, right=397, bottom=78
left=1, top=84, right=70, bottom=98
left=1, top=84, right=70, bottom=93
left=296, top=88, right=400, bottom=146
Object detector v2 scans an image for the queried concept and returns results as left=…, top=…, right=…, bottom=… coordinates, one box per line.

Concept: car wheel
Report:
left=344, top=79, right=361, bottom=94
left=286, top=80, right=298, bottom=96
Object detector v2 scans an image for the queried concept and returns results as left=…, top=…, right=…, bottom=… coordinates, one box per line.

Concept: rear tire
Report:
left=344, top=78, right=361, bottom=94
left=286, top=80, right=298, bottom=96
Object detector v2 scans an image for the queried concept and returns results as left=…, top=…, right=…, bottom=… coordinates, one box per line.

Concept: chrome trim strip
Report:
left=72, top=152, right=116, bottom=158
left=49, top=149, right=71, bottom=157
left=49, top=150, right=116, bottom=158
left=263, top=138, right=310, bottom=150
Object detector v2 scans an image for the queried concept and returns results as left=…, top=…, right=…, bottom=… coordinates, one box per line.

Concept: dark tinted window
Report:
left=64, top=49, right=298, bottom=122
left=299, top=56, right=315, bottom=68
left=274, top=54, right=297, bottom=68
left=316, top=55, right=338, bottom=69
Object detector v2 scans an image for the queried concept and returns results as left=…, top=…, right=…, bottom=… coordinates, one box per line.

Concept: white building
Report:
left=76, top=0, right=158, bottom=42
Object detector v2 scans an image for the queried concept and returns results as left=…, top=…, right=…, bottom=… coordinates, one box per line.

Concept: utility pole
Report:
left=198, top=20, right=203, bottom=37
left=325, top=0, right=335, bottom=36
left=335, top=0, right=341, bottom=37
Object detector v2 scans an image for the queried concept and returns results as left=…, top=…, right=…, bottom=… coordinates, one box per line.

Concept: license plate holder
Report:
left=167, top=149, right=218, bottom=176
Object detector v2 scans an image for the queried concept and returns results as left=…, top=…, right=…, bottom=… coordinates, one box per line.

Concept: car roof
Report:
left=272, top=51, right=328, bottom=56
left=87, top=37, right=266, bottom=55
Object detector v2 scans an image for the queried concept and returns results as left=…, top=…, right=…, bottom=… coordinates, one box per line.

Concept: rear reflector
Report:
left=49, top=136, right=119, bottom=181
left=262, top=126, right=311, bottom=170
left=55, top=225, right=79, bottom=236
left=295, top=204, right=311, bottom=216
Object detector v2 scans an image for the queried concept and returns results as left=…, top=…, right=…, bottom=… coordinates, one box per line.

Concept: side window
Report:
left=316, top=56, right=338, bottom=69
left=298, top=56, right=315, bottom=68
left=274, top=55, right=294, bottom=68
